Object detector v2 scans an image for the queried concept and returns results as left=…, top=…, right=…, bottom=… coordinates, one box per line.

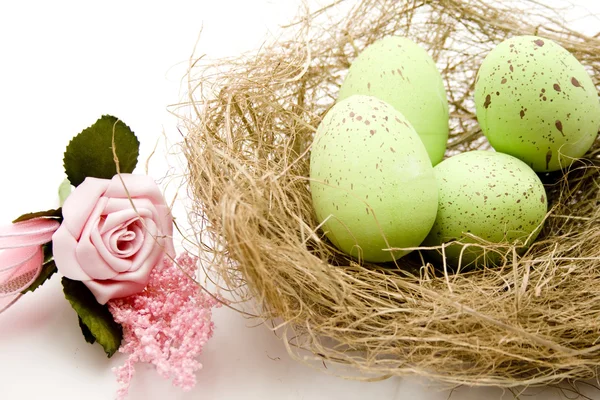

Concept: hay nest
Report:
left=182, top=0, right=600, bottom=387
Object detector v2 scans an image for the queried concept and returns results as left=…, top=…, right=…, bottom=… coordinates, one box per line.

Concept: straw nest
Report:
left=182, top=0, right=600, bottom=388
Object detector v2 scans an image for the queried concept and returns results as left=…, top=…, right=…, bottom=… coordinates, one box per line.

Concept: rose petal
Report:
left=100, top=206, right=152, bottom=234
left=52, top=225, right=92, bottom=281
left=75, top=198, right=119, bottom=280
left=90, top=223, right=133, bottom=273
left=105, top=174, right=167, bottom=205
left=112, top=247, right=163, bottom=286
left=108, top=227, right=132, bottom=255
left=106, top=221, right=144, bottom=258
left=76, top=236, right=120, bottom=280
left=103, top=197, right=156, bottom=216
left=83, top=279, right=146, bottom=305
left=61, top=178, right=110, bottom=240
left=125, top=219, right=158, bottom=274
left=102, top=198, right=173, bottom=257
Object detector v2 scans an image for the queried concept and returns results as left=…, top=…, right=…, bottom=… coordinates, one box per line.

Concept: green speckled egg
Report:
left=423, top=151, right=547, bottom=268
left=310, top=95, right=438, bottom=263
left=338, top=36, right=449, bottom=165
left=475, top=35, right=600, bottom=172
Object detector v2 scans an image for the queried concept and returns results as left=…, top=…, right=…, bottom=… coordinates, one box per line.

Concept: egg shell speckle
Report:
left=310, top=95, right=438, bottom=263
left=338, top=36, right=449, bottom=165
left=475, top=35, right=600, bottom=172
left=423, top=151, right=547, bottom=267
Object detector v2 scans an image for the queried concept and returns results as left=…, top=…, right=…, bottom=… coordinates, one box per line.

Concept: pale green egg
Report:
left=475, top=35, right=600, bottom=172
left=423, top=151, right=547, bottom=268
left=338, top=36, right=449, bottom=165
left=310, top=95, right=438, bottom=263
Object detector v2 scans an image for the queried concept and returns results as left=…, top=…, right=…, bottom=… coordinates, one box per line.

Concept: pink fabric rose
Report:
left=52, top=174, right=175, bottom=304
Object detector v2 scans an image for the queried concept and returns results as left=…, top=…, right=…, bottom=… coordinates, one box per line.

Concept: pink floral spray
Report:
left=108, top=253, right=220, bottom=399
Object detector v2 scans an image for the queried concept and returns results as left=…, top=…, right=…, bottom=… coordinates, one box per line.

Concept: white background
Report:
left=1, top=1, right=600, bottom=399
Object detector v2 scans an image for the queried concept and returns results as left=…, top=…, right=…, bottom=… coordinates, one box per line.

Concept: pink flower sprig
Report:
left=108, top=252, right=220, bottom=399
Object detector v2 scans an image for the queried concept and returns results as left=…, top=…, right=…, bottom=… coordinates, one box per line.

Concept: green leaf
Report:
left=58, top=178, right=72, bottom=206
left=63, top=115, right=140, bottom=187
left=21, top=260, right=57, bottom=294
left=42, top=242, right=53, bottom=263
left=61, top=277, right=123, bottom=357
left=78, top=317, right=96, bottom=344
left=13, top=208, right=62, bottom=223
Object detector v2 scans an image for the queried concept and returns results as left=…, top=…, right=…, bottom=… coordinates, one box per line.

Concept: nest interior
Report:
left=182, top=0, right=600, bottom=387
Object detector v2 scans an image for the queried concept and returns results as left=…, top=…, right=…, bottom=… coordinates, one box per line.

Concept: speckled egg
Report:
left=338, top=36, right=449, bottom=165
left=475, top=35, right=600, bottom=172
left=422, top=151, right=547, bottom=268
left=310, top=95, right=438, bottom=263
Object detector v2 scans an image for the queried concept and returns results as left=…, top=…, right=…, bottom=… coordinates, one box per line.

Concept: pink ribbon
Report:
left=0, top=218, right=60, bottom=313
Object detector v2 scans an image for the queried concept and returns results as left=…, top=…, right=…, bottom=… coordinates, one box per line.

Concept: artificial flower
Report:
left=53, top=174, right=174, bottom=304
